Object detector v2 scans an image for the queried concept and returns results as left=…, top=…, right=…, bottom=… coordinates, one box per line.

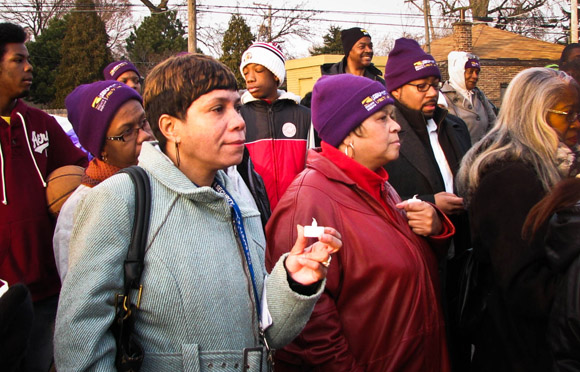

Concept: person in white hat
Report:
left=440, top=51, right=497, bottom=144
left=239, top=42, right=313, bottom=211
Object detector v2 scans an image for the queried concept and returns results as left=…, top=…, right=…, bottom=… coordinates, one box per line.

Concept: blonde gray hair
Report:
left=457, top=67, right=579, bottom=205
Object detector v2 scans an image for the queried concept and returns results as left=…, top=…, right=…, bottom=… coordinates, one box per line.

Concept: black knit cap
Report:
left=341, top=27, right=371, bottom=56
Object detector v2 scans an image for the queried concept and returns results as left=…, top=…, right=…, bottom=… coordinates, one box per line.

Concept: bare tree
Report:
left=97, top=0, right=132, bottom=57
left=138, top=0, right=170, bottom=14
left=0, top=0, right=69, bottom=38
left=0, top=0, right=132, bottom=55
left=405, top=0, right=562, bottom=40
left=253, top=2, right=320, bottom=43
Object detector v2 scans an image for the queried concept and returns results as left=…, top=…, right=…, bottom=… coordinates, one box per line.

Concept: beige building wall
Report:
left=286, top=55, right=388, bottom=98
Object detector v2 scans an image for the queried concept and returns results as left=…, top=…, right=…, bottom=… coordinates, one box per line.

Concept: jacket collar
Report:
left=394, top=99, right=448, bottom=132
left=306, top=146, right=416, bottom=238
left=138, top=142, right=235, bottom=203
left=320, top=142, right=389, bottom=196
left=240, top=89, right=300, bottom=105
left=321, top=57, right=384, bottom=79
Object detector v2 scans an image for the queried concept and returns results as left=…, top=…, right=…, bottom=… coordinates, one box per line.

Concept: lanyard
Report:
left=213, top=180, right=262, bottom=319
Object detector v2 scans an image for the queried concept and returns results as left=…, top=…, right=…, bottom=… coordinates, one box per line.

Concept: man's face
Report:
left=347, top=36, right=373, bottom=69
left=464, top=67, right=480, bottom=91
left=565, top=48, right=580, bottom=64
left=391, top=76, right=440, bottom=118
left=117, top=70, right=142, bottom=93
left=0, top=43, right=33, bottom=101
left=242, top=63, right=279, bottom=102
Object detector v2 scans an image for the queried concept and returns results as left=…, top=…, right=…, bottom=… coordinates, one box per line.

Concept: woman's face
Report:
left=547, top=87, right=580, bottom=147
left=102, top=99, right=154, bottom=168
left=347, top=105, right=401, bottom=171
left=175, top=89, right=246, bottom=177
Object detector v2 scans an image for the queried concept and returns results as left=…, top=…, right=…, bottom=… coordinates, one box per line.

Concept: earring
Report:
left=175, top=141, right=181, bottom=168
left=101, top=152, right=108, bottom=163
left=344, top=142, right=355, bottom=158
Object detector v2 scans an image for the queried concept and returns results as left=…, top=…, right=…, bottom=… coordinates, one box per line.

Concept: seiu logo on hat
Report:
left=467, top=60, right=480, bottom=68
left=91, top=84, right=119, bottom=112
left=109, top=62, right=129, bottom=77
left=361, top=90, right=388, bottom=111
left=413, top=59, right=436, bottom=71
left=361, top=29, right=370, bottom=37
left=243, top=52, right=252, bottom=62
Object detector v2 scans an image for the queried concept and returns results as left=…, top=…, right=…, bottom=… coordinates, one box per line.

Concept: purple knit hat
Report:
left=384, top=38, right=441, bottom=93
left=465, top=57, right=481, bottom=70
left=312, top=74, right=394, bottom=147
left=66, top=81, right=142, bottom=157
left=103, top=60, right=141, bottom=81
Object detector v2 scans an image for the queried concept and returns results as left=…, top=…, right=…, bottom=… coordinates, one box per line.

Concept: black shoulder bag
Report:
left=111, top=166, right=151, bottom=372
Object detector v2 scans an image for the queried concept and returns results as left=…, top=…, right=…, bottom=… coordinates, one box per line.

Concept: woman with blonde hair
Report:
left=457, top=67, right=580, bottom=371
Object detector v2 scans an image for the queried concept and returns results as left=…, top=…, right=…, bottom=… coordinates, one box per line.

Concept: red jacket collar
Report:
left=319, top=141, right=390, bottom=205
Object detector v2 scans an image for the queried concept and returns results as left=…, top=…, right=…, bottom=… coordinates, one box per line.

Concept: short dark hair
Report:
left=559, top=43, right=580, bottom=67
left=561, top=58, right=580, bottom=83
left=0, top=23, right=27, bottom=61
left=143, top=53, right=237, bottom=151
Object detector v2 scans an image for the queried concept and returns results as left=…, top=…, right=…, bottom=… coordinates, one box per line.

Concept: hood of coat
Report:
left=447, top=51, right=472, bottom=100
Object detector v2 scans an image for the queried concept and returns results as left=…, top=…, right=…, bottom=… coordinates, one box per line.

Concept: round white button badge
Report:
left=282, top=122, right=297, bottom=137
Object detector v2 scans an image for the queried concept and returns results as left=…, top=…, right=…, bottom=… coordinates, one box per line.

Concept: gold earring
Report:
left=175, top=141, right=181, bottom=168
left=344, top=142, right=355, bottom=158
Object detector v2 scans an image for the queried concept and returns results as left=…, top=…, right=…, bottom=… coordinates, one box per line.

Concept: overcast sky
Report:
left=186, top=0, right=429, bottom=57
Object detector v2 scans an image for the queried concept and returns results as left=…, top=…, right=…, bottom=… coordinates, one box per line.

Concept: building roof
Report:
left=430, top=23, right=564, bottom=61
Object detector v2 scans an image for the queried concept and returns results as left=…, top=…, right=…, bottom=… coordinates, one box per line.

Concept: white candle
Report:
left=304, top=218, right=325, bottom=238
left=406, top=194, right=421, bottom=204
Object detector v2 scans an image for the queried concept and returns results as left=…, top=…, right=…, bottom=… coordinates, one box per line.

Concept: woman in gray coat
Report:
left=54, top=54, right=341, bottom=372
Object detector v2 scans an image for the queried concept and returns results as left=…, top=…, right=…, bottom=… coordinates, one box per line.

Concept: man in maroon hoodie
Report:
left=0, top=23, right=87, bottom=371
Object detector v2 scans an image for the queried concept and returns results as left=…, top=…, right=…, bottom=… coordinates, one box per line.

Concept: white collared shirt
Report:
left=426, top=119, right=454, bottom=193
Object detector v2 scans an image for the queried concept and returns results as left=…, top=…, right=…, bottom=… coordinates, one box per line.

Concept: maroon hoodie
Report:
left=0, top=100, right=87, bottom=302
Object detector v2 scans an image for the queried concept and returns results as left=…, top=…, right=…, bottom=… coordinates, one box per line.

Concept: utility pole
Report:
left=423, top=0, right=431, bottom=53
left=573, top=0, right=578, bottom=43
left=268, top=4, right=272, bottom=42
left=188, top=0, right=196, bottom=53
left=254, top=2, right=272, bottom=42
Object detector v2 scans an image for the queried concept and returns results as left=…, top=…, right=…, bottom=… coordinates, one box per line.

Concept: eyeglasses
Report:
left=547, top=109, right=580, bottom=124
left=106, top=121, right=147, bottom=142
left=406, top=81, right=443, bottom=92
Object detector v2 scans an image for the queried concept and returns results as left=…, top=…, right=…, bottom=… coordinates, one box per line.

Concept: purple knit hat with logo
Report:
left=103, top=60, right=141, bottom=81
left=312, top=74, right=394, bottom=147
left=66, top=81, right=142, bottom=157
left=465, top=57, right=481, bottom=70
left=384, top=38, right=441, bottom=93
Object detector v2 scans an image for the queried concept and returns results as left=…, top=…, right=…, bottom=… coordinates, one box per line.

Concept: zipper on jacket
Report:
left=267, top=106, right=280, bottom=202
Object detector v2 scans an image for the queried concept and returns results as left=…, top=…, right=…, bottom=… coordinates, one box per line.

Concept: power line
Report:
left=0, top=2, right=568, bottom=38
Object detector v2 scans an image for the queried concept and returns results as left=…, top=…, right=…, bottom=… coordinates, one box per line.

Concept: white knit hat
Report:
left=240, top=42, right=286, bottom=87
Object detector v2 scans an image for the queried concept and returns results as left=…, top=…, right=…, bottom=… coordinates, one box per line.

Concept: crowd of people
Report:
left=1, top=20, right=580, bottom=372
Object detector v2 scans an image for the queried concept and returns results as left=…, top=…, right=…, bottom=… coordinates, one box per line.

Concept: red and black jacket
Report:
left=240, top=90, right=312, bottom=211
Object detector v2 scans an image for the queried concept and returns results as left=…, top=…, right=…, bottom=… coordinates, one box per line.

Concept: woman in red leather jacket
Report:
left=265, top=74, right=455, bottom=372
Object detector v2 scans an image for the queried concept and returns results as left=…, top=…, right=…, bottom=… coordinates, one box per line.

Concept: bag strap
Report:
left=119, top=165, right=151, bottom=304
left=112, top=166, right=151, bottom=372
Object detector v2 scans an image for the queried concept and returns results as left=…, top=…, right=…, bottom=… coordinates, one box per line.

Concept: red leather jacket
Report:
left=265, top=147, right=452, bottom=372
